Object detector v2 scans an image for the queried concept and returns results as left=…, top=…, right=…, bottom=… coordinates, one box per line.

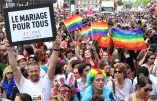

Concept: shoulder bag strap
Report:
left=111, top=80, right=115, bottom=94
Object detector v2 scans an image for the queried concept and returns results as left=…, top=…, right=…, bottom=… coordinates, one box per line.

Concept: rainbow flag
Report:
left=81, top=26, right=92, bottom=37
left=64, top=14, right=82, bottom=32
left=111, top=28, right=147, bottom=50
left=98, top=35, right=111, bottom=48
left=91, top=21, right=108, bottom=36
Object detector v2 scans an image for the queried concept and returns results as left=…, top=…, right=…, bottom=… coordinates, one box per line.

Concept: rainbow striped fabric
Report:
left=98, top=34, right=111, bottom=48
left=81, top=26, right=92, bottom=37
left=64, top=15, right=82, bottom=32
left=91, top=21, right=108, bottom=36
left=111, top=28, right=147, bottom=50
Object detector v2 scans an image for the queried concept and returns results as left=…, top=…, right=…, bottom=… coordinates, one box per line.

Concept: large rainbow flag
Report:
left=64, top=15, right=82, bottom=32
left=81, top=26, right=92, bottom=37
left=111, top=28, right=147, bottom=50
left=91, top=21, right=108, bottom=36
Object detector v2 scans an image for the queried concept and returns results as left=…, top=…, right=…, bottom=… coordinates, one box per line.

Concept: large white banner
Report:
left=4, top=4, right=57, bottom=46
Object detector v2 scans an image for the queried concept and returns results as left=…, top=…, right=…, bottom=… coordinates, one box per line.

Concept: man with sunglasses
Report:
left=133, top=66, right=157, bottom=97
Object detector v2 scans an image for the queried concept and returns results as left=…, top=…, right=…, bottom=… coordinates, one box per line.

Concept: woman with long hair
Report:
left=141, top=51, right=156, bottom=74
left=76, top=48, right=98, bottom=68
left=125, top=77, right=152, bottom=101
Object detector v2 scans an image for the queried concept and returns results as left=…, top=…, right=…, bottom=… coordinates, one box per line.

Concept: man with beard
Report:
left=5, top=37, right=61, bottom=101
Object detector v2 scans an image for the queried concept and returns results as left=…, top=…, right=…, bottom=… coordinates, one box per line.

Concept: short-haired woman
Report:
left=107, top=63, right=133, bottom=101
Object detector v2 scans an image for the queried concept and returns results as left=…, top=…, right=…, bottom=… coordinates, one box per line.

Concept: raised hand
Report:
left=0, top=40, right=12, bottom=50
left=53, top=35, right=62, bottom=49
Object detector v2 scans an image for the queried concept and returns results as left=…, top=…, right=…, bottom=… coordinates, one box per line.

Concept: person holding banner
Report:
left=2, top=36, right=61, bottom=101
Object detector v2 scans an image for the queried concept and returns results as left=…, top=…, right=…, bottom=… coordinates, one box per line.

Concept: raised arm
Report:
left=47, top=36, right=61, bottom=81
left=75, top=43, right=84, bottom=62
left=91, top=44, right=100, bottom=64
left=138, top=52, right=147, bottom=66
left=6, top=45, right=21, bottom=84
left=152, top=58, right=157, bottom=75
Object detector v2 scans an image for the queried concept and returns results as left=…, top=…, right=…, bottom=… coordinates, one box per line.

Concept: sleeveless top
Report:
left=124, top=93, right=137, bottom=101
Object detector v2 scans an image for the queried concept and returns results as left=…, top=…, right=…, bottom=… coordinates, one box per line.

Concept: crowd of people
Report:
left=0, top=4, right=157, bottom=101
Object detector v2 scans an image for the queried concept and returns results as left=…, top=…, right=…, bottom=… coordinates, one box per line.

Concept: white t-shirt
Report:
left=107, top=78, right=133, bottom=101
left=133, top=75, right=157, bottom=96
left=2, top=98, right=11, bottom=101
left=40, top=68, right=46, bottom=78
left=16, top=74, right=52, bottom=101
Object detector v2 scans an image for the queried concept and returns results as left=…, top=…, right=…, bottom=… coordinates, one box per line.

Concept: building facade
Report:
left=0, top=0, right=57, bottom=15
left=76, top=0, right=101, bottom=11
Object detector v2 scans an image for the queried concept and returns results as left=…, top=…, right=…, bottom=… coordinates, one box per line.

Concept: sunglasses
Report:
left=114, top=71, right=122, bottom=74
left=81, top=43, right=86, bottom=45
left=150, top=58, right=155, bottom=60
left=143, top=88, right=153, bottom=93
left=60, top=89, right=74, bottom=96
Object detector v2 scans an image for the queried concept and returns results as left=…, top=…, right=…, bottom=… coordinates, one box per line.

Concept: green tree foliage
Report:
left=123, top=1, right=133, bottom=8
left=117, top=0, right=124, bottom=6
left=132, top=0, right=155, bottom=7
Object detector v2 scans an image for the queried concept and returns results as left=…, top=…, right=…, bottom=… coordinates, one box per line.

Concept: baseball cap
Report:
left=17, top=55, right=26, bottom=62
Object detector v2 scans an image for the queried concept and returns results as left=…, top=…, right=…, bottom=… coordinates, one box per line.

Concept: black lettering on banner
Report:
left=26, top=22, right=30, bottom=29
left=13, top=24, right=16, bottom=31
left=12, top=22, right=30, bottom=31
left=12, top=12, right=49, bottom=30
left=12, top=16, right=15, bottom=23
left=15, top=16, right=19, bottom=23
left=20, top=15, right=25, bottom=22
left=40, top=12, right=44, bottom=19
left=40, top=20, right=44, bottom=27
left=17, top=23, right=21, bottom=30
left=21, top=23, right=25, bottom=29
left=26, top=14, right=30, bottom=21
left=29, top=14, right=34, bottom=20
left=32, top=21, right=36, bottom=28
left=18, top=12, right=48, bottom=23
left=12, top=16, right=19, bottom=23
left=36, top=13, right=40, bottom=20
left=45, top=20, right=48, bottom=26
left=44, top=12, right=48, bottom=19
left=31, top=20, right=48, bottom=28
left=36, top=21, right=40, bottom=28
